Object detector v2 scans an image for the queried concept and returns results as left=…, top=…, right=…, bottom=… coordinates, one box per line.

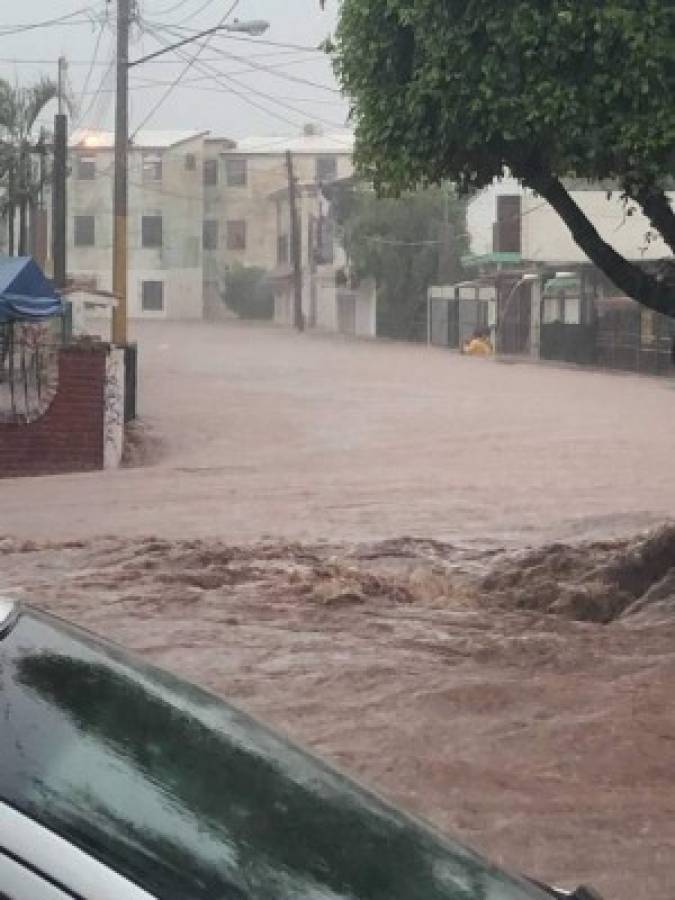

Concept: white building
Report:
left=64, top=129, right=208, bottom=320
left=467, top=177, right=674, bottom=266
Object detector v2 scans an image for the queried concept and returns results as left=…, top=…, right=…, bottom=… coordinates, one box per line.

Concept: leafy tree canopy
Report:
left=331, top=1, right=675, bottom=316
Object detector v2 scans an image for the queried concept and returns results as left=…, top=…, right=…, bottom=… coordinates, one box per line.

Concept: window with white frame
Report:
left=142, top=152, right=162, bottom=182
left=225, top=158, right=247, bottom=187
left=76, top=155, right=96, bottom=180
left=203, top=158, right=218, bottom=186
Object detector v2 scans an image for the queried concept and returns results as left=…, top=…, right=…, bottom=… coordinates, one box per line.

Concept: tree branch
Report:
left=632, top=187, right=675, bottom=256
left=522, top=170, right=675, bottom=318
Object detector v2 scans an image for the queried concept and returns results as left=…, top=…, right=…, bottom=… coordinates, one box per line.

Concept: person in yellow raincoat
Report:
left=462, top=328, right=493, bottom=356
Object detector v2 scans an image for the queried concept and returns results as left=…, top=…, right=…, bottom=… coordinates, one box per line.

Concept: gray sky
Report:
left=0, top=0, right=349, bottom=139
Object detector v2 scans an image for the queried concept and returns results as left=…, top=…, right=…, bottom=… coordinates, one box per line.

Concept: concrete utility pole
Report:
left=52, top=56, right=68, bottom=288
left=286, top=150, right=304, bottom=332
left=112, top=0, right=130, bottom=344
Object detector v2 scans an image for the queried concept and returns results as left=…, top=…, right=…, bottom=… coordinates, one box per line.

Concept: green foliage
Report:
left=223, top=266, right=275, bottom=320
left=333, top=1, right=674, bottom=196
left=0, top=77, right=58, bottom=247
left=328, top=182, right=467, bottom=339
left=331, top=0, right=675, bottom=315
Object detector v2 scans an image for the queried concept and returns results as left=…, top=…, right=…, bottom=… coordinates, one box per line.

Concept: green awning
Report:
left=461, top=251, right=522, bottom=268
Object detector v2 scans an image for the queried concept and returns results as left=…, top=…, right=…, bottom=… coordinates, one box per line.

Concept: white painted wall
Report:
left=467, top=177, right=523, bottom=256
left=522, top=190, right=675, bottom=264
left=104, top=347, right=124, bottom=470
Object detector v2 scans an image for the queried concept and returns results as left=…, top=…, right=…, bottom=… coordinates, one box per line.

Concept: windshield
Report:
left=1, top=612, right=549, bottom=900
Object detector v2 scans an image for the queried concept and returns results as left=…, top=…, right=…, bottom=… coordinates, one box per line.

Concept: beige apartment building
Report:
left=55, top=125, right=375, bottom=336
left=203, top=127, right=376, bottom=337
left=64, top=130, right=207, bottom=320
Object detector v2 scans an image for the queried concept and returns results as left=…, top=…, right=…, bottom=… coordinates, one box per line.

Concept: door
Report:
left=337, top=291, right=357, bottom=335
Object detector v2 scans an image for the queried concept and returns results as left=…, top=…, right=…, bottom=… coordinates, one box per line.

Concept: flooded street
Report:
left=3, top=321, right=675, bottom=898
left=2, top=320, right=675, bottom=545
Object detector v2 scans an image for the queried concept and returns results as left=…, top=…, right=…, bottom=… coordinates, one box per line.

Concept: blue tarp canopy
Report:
left=0, top=255, right=63, bottom=324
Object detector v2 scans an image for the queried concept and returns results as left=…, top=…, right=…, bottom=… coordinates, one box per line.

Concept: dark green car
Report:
left=0, top=601, right=597, bottom=899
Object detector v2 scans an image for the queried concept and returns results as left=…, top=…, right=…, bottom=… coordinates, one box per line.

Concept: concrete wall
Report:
left=0, top=344, right=107, bottom=478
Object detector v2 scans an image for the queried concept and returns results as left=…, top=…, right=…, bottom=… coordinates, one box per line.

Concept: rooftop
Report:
left=70, top=129, right=209, bottom=150
left=227, top=131, right=354, bottom=156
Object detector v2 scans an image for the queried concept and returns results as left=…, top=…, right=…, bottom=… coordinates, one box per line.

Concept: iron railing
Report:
left=0, top=319, right=62, bottom=423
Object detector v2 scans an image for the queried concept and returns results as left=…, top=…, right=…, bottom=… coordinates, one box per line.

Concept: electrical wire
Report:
left=151, top=22, right=340, bottom=94
left=131, top=0, right=242, bottom=137
left=149, top=28, right=347, bottom=129
left=76, top=20, right=107, bottom=115
left=0, top=7, right=101, bottom=36
left=144, top=0, right=194, bottom=16
left=142, top=28, right=304, bottom=129
left=144, top=22, right=323, bottom=53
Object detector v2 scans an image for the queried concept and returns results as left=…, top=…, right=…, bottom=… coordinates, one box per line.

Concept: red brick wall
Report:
left=0, top=345, right=107, bottom=478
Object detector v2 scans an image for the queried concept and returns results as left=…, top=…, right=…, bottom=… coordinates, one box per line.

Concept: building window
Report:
left=494, top=195, right=522, bottom=253
left=277, top=233, right=289, bottom=265
left=316, top=216, right=334, bottom=265
left=142, top=215, right=163, bottom=248
left=77, top=155, right=96, bottom=180
left=185, top=153, right=196, bottom=171
left=203, top=219, right=218, bottom=251
left=141, top=280, right=164, bottom=312
left=203, top=158, right=218, bottom=186
left=74, top=215, right=95, bottom=247
left=142, top=152, right=162, bottom=182
left=225, top=158, right=247, bottom=187
left=316, top=155, right=338, bottom=183
left=227, top=220, right=246, bottom=251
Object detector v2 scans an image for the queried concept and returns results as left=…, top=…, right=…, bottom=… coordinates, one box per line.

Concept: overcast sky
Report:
left=0, top=0, right=349, bottom=139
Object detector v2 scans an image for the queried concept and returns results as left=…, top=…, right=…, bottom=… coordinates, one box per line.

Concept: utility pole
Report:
left=286, top=150, right=304, bottom=332
left=437, top=182, right=455, bottom=284
left=52, top=56, right=68, bottom=288
left=112, top=0, right=130, bottom=344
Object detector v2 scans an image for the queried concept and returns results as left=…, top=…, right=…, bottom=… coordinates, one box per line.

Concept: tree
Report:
left=223, top=265, right=275, bottom=320
left=0, top=77, right=58, bottom=255
left=327, top=181, right=467, bottom=339
left=331, top=1, right=675, bottom=316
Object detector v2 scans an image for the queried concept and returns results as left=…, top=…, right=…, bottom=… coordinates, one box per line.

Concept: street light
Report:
left=128, top=19, right=271, bottom=68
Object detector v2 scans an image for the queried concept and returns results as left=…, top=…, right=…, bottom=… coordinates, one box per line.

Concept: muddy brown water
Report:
left=4, top=322, right=675, bottom=897
left=3, top=528, right=675, bottom=900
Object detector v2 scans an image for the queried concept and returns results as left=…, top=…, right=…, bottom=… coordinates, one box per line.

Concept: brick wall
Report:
left=0, top=344, right=107, bottom=478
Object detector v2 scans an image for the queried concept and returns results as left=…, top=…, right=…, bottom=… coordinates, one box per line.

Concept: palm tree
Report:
left=0, top=77, right=59, bottom=256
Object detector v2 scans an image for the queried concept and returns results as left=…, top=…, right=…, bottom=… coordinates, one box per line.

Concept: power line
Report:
left=152, top=22, right=342, bottom=95
left=149, top=27, right=347, bottom=129
left=76, top=20, right=107, bottom=113
left=131, top=0, right=242, bottom=137
left=0, top=7, right=102, bottom=36
left=144, top=22, right=323, bottom=53
left=142, top=27, right=303, bottom=129
left=144, top=0, right=194, bottom=16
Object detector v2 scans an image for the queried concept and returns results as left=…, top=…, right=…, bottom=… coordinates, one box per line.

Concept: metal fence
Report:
left=0, top=319, right=62, bottom=423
